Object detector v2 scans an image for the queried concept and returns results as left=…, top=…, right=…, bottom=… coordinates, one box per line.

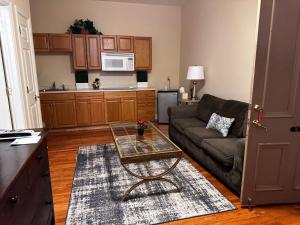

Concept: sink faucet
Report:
left=62, top=84, right=65, bottom=91
left=52, top=82, right=56, bottom=89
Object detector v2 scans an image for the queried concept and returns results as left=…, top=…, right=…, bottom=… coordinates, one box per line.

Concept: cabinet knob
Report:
left=45, top=200, right=52, bottom=205
left=10, top=195, right=19, bottom=204
left=36, top=155, right=43, bottom=160
left=42, top=171, right=50, bottom=177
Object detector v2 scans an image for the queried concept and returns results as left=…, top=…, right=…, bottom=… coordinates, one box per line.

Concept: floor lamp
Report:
left=186, top=66, right=205, bottom=100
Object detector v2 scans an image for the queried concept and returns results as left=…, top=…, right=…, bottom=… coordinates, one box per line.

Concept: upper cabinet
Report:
left=100, top=35, right=117, bottom=52
left=48, top=34, right=72, bottom=52
left=33, top=33, right=72, bottom=53
left=72, top=35, right=87, bottom=70
left=72, top=34, right=101, bottom=70
left=86, top=35, right=101, bottom=70
left=33, top=33, right=49, bottom=52
left=33, top=33, right=152, bottom=71
left=117, top=36, right=133, bottom=52
left=134, top=37, right=152, bottom=71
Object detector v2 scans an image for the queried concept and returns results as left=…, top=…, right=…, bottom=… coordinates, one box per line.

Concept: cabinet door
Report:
left=86, top=35, right=101, bottom=70
left=134, top=37, right=152, bottom=70
left=76, top=99, right=91, bottom=126
left=53, top=100, right=77, bottom=128
left=105, top=98, right=122, bottom=123
left=101, top=35, right=117, bottom=52
left=117, top=36, right=133, bottom=52
left=137, top=90, right=155, bottom=121
left=90, top=98, right=105, bottom=125
left=72, top=35, right=87, bottom=70
left=48, top=34, right=72, bottom=52
left=121, top=97, right=137, bottom=122
left=33, top=33, right=49, bottom=52
left=40, top=101, right=55, bottom=128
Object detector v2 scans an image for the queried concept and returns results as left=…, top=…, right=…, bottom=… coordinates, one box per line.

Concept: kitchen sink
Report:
left=39, top=88, right=68, bottom=92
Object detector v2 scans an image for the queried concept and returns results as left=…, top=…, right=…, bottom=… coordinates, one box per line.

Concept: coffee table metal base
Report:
left=121, top=156, right=182, bottom=201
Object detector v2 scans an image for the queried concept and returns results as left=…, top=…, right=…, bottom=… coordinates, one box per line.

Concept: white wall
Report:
left=180, top=0, right=258, bottom=102
left=29, top=0, right=182, bottom=90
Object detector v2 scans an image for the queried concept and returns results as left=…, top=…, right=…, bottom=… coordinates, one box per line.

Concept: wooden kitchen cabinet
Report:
left=117, top=35, right=133, bottom=52
left=40, top=102, right=55, bottom=128
left=33, top=33, right=49, bottom=52
left=72, top=34, right=88, bottom=70
left=137, top=90, right=155, bottom=121
left=75, top=92, right=105, bottom=126
left=134, top=37, right=152, bottom=70
left=48, top=34, right=72, bottom=52
left=100, top=35, right=117, bottom=52
left=104, top=91, right=137, bottom=123
left=86, top=35, right=101, bottom=70
left=40, top=93, right=77, bottom=128
left=122, top=97, right=137, bottom=122
left=72, top=35, right=101, bottom=70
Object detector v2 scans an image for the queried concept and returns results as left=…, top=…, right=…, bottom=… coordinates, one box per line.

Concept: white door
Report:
left=16, top=11, right=42, bottom=128
left=0, top=39, right=12, bottom=129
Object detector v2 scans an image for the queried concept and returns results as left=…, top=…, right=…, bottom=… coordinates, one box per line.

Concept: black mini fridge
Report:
left=157, top=90, right=178, bottom=123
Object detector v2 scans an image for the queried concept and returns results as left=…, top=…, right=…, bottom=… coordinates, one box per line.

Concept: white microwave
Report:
left=101, top=52, right=134, bottom=71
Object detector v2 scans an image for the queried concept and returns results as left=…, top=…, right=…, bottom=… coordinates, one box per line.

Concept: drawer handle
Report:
left=10, top=195, right=19, bottom=204
left=42, top=171, right=50, bottom=177
left=45, top=200, right=52, bottom=205
left=36, top=155, right=43, bottom=160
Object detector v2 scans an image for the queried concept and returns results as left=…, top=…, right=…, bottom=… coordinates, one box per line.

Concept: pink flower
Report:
left=137, top=119, right=149, bottom=128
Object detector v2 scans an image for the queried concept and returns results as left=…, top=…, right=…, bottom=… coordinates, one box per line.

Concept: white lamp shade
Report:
left=186, top=66, right=205, bottom=80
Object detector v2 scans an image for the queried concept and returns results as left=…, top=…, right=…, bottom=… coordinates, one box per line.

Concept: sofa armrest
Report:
left=168, top=104, right=198, bottom=121
left=233, top=138, right=246, bottom=174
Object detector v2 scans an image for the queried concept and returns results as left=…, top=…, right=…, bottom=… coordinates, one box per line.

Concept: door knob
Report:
left=252, top=120, right=267, bottom=131
left=290, top=126, right=300, bottom=132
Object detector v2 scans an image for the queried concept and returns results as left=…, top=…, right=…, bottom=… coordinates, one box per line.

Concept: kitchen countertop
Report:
left=39, top=87, right=156, bottom=93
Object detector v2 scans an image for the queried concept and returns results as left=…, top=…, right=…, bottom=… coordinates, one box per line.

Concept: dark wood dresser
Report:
left=0, top=130, right=54, bottom=225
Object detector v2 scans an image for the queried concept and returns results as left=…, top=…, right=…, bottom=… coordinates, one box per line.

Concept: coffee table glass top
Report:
left=110, top=122, right=182, bottom=163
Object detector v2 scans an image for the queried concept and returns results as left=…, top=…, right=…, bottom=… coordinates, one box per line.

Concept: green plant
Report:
left=67, top=19, right=103, bottom=35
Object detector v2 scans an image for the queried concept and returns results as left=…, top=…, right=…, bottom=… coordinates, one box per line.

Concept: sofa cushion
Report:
left=173, top=118, right=206, bottom=133
left=201, top=138, right=241, bottom=168
left=196, top=94, right=226, bottom=123
left=184, top=127, right=223, bottom=148
left=217, top=100, right=249, bottom=138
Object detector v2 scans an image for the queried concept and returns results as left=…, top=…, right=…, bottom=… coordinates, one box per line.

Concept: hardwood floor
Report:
left=47, top=127, right=300, bottom=225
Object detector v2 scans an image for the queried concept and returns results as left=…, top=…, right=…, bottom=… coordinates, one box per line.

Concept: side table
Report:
left=178, top=99, right=201, bottom=105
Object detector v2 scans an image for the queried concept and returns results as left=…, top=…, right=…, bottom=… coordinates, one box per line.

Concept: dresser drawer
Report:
left=0, top=169, right=30, bottom=225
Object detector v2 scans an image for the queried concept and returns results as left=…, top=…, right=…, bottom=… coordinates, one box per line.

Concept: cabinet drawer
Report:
left=104, top=91, right=136, bottom=98
left=137, top=90, right=155, bottom=99
left=137, top=102, right=155, bottom=108
left=40, top=93, right=75, bottom=101
left=0, top=168, right=30, bottom=225
left=75, top=92, right=104, bottom=99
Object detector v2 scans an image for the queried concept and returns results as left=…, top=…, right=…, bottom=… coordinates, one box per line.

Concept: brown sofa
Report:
left=168, top=94, right=248, bottom=194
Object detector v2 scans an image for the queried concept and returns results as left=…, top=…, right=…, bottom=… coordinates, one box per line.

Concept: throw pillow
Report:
left=206, top=113, right=235, bottom=137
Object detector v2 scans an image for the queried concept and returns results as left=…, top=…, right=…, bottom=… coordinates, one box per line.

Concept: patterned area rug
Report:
left=66, top=144, right=235, bottom=225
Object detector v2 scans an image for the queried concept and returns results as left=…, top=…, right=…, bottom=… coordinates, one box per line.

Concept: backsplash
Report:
left=36, top=55, right=140, bottom=90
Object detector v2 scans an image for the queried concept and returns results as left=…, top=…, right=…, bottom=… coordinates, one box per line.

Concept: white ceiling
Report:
left=97, top=0, right=186, bottom=6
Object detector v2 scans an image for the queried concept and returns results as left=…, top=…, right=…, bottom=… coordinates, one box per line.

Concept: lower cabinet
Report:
left=40, top=90, right=154, bottom=128
left=75, top=93, right=105, bottom=126
left=40, top=93, right=77, bottom=128
left=104, top=92, right=137, bottom=123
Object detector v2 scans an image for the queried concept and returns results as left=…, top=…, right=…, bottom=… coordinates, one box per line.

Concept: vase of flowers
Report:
left=137, top=120, right=148, bottom=136
left=92, top=78, right=100, bottom=89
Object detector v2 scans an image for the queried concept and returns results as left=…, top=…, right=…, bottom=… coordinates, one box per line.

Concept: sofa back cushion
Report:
left=196, top=94, right=225, bottom=123
left=217, top=100, right=249, bottom=138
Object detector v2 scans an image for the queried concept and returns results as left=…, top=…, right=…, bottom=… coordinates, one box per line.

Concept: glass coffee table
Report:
left=110, top=122, right=183, bottom=201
